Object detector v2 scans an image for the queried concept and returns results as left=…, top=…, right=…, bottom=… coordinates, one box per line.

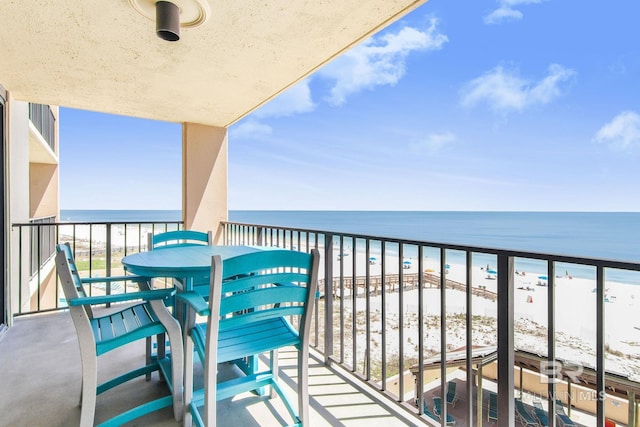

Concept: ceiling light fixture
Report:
left=156, top=1, right=180, bottom=41
left=129, top=0, right=211, bottom=42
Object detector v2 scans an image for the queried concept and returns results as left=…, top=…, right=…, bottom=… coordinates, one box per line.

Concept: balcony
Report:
left=4, top=220, right=640, bottom=426
left=28, top=103, right=57, bottom=164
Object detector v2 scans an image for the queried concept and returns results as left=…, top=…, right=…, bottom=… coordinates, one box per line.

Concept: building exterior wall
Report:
left=6, top=96, right=31, bottom=319
left=29, top=105, right=59, bottom=220
left=3, top=95, right=60, bottom=320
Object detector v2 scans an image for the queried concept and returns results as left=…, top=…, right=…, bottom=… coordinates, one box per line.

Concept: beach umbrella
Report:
left=403, top=260, right=411, bottom=265
left=487, top=269, right=497, bottom=275
left=538, top=275, right=548, bottom=280
left=445, top=264, right=450, bottom=269
left=369, top=257, right=377, bottom=261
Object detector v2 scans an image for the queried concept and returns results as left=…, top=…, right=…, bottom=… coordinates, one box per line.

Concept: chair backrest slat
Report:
left=220, top=286, right=308, bottom=317
left=221, top=250, right=312, bottom=278
left=222, top=272, right=310, bottom=294
left=220, top=306, right=305, bottom=330
left=148, top=230, right=211, bottom=250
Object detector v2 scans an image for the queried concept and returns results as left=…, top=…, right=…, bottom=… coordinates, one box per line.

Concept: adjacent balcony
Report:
left=4, top=220, right=640, bottom=426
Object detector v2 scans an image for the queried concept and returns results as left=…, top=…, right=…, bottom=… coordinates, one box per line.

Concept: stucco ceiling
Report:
left=0, top=0, right=426, bottom=127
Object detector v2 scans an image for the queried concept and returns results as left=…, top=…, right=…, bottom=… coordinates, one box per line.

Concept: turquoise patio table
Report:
left=121, top=245, right=269, bottom=291
left=121, top=244, right=273, bottom=394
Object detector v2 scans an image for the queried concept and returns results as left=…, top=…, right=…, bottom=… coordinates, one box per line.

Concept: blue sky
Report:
left=60, top=0, right=640, bottom=211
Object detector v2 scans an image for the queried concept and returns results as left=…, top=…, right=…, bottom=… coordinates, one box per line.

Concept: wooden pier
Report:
left=320, top=272, right=497, bottom=301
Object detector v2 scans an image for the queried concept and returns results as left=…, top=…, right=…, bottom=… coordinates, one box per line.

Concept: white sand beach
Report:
left=324, top=246, right=640, bottom=383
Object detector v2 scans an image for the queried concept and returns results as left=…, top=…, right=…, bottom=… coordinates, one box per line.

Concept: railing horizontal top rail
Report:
left=13, top=220, right=184, bottom=227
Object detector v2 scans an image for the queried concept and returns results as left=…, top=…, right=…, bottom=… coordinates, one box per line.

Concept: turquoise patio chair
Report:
left=446, top=380, right=458, bottom=406
left=515, top=398, right=538, bottom=426
left=55, top=243, right=184, bottom=427
left=488, top=391, right=498, bottom=422
left=146, top=229, right=212, bottom=370
left=433, top=396, right=456, bottom=425
left=178, top=249, right=320, bottom=427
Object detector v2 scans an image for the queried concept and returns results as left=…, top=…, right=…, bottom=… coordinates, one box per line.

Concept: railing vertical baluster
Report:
left=596, top=265, right=605, bottom=427
left=88, top=225, right=93, bottom=295
left=105, top=224, right=112, bottom=306
left=380, top=240, right=386, bottom=390
left=257, top=227, right=264, bottom=246
left=365, top=238, right=371, bottom=380
left=36, top=225, right=41, bottom=312
left=339, top=235, right=345, bottom=363
left=465, top=251, right=473, bottom=425
left=547, top=260, right=556, bottom=427
left=417, top=245, right=424, bottom=414
left=323, top=233, right=333, bottom=362
left=351, top=237, right=357, bottom=371
left=398, top=243, right=404, bottom=401
left=55, top=223, right=60, bottom=309
left=18, top=226, right=22, bottom=312
left=440, top=247, right=447, bottom=423
left=497, top=253, right=515, bottom=425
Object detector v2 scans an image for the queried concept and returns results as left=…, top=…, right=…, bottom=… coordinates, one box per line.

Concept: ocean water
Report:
left=61, top=210, right=640, bottom=283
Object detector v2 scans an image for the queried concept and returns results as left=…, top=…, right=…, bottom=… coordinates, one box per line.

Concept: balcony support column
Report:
left=497, top=254, right=515, bottom=425
left=182, top=123, right=228, bottom=242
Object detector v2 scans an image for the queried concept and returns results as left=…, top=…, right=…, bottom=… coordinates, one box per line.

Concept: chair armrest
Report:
left=176, top=291, right=210, bottom=316
left=81, top=275, right=151, bottom=284
left=68, top=288, right=175, bottom=306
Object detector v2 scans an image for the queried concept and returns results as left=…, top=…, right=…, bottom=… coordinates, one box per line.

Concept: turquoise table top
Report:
left=122, top=245, right=267, bottom=285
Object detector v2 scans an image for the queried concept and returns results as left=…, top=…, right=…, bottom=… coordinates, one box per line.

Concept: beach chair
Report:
left=178, top=249, right=320, bottom=427
left=422, top=400, right=440, bottom=423
left=532, top=396, right=544, bottom=409
left=433, top=397, right=456, bottom=425
left=446, top=380, right=458, bottom=406
left=488, top=391, right=498, bottom=422
left=515, top=399, right=538, bottom=426
left=557, top=413, right=577, bottom=427
left=533, top=407, right=549, bottom=427
left=555, top=399, right=568, bottom=415
left=55, top=243, right=184, bottom=427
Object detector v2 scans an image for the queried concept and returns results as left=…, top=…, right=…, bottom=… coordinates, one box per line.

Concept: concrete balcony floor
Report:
left=0, top=311, right=420, bottom=426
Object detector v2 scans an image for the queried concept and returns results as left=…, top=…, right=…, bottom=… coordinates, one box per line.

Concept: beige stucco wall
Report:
left=29, top=163, right=58, bottom=219
left=182, top=123, right=228, bottom=241
left=6, top=96, right=31, bottom=319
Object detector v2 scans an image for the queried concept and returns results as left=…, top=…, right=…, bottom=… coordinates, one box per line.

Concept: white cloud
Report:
left=232, top=80, right=314, bottom=139
left=484, top=0, right=544, bottom=25
left=254, top=80, right=315, bottom=118
left=460, top=64, right=575, bottom=113
left=319, top=18, right=448, bottom=106
left=231, top=119, right=273, bottom=140
left=593, top=111, right=640, bottom=151
left=410, top=132, right=456, bottom=154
